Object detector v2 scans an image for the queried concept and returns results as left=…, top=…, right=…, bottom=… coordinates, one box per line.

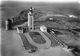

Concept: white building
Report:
left=40, top=25, right=47, bottom=32
left=68, top=15, right=78, bottom=18
left=5, top=20, right=8, bottom=30
left=49, top=18, right=53, bottom=20
left=5, top=19, right=12, bottom=30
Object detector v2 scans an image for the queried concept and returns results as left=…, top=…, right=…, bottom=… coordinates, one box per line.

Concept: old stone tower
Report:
left=28, top=7, right=34, bottom=31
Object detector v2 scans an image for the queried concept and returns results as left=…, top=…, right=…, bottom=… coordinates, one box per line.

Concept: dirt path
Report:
left=24, top=30, right=51, bottom=49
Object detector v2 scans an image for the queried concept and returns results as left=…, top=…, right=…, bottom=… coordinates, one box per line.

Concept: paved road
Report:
left=43, top=32, right=60, bottom=47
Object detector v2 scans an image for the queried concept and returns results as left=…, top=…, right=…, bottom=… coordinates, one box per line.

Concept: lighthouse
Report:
left=28, top=7, right=34, bottom=31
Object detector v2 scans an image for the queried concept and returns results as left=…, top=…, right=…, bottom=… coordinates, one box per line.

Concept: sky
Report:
left=0, top=0, right=79, bottom=3
left=0, top=0, right=80, bottom=6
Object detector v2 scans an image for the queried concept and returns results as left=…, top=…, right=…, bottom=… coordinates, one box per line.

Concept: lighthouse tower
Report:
left=28, top=7, right=34, bottom=31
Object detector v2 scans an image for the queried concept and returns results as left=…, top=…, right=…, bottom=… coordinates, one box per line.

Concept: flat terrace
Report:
left=19, top=29, right=65, bottom=51
left=19, top=33, right=38, bottom=51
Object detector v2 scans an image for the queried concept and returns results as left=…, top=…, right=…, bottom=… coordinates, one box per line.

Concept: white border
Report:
left=0, top=0, right=79, bottom=3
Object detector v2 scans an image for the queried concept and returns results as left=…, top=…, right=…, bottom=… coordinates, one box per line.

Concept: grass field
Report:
left=29, top=32, right=46, bottom=44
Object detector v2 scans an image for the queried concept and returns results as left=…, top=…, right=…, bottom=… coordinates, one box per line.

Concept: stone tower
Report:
left=5, top=19, right=12, bottom=30
left=28, top=7, right=34, bottom=31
